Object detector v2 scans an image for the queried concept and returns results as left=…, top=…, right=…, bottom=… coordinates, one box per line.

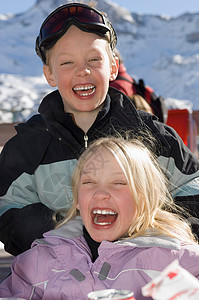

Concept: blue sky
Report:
left=1, top=0, right=199, bottom=16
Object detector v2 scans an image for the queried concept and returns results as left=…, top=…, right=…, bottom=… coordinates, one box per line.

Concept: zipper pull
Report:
left=84, top=133, right=88, bottom=149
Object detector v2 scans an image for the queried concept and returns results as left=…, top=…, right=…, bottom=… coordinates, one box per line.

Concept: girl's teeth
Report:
left=93, top=215, right=112, bottom=225
left=92, top=209, right=118, bottom=226
left=93, top=209, right=117, bottom=215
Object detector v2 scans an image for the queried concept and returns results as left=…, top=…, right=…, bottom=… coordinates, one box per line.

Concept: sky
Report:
left=1, top=0, right=199, bottom=16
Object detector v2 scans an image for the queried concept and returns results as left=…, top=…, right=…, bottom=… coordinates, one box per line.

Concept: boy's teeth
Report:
left=74, top=85, right=95, bottom=91
left=73, top=85, right=96, bottom=96
left=80, top=88, right=95, bottom=96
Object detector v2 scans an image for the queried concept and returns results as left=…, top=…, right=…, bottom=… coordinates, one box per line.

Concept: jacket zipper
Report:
left=84, top=133, right=88, bottom=149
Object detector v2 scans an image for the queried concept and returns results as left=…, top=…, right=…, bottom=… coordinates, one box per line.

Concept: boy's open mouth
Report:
left=92, top=209, right=118, bottom=225
left=73, top=85, right=96, bottom=97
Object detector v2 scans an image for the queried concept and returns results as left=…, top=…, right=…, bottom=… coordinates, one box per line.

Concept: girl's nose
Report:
left=93, top=190, right=111, bottom=201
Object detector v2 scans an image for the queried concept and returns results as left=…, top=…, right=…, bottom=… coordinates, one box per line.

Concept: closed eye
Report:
left=89, top=57, right=102, bottom=62
left=81, top=178, right=96, bottom=185
left=60, top=61, right=73, bottom=66
left=82, top=182, right=95, bottom=186
left=113, top=181, right=127, bottom=185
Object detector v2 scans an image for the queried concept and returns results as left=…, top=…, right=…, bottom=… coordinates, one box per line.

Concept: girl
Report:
left=0, top=137, right=199, bottom=299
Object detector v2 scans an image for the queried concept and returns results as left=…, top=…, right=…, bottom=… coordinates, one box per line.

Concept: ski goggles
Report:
left=35, top=3, right=117, bottom=63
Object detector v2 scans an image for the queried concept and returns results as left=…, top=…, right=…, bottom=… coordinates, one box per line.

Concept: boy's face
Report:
left=43, top=25, right=118, bottom=115
left=76, top=149, right=137, bottom=242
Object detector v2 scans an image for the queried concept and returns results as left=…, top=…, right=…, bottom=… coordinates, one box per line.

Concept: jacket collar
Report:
left=114, top=235, right=181, bottom=250
left=38, top=89, right=111, bottom=127
left=38, top=87, right=144, bottom=129
left=45, top=218, right=181, bottom=252
left=37, top=88, right=149, bottom=152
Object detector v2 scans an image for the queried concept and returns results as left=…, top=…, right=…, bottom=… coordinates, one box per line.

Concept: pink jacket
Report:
left=0, top=221, right=199, bottom=299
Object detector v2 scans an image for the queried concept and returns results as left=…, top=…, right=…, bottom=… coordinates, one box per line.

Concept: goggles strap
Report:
left=36, top=4, right=117, bottom=63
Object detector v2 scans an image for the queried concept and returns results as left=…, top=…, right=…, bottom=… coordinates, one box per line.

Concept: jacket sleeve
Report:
left=144, top=116, right=199, bottom=197
left=0, top=245, right=50, bottom=299
left=0, top=119, right=55, bottom=255
left=0, top=269, right=34, bottom=299
left=0, top=118, right=52, bottom=213
left=141, top=114, right=199, bottom=233
left=0, top=203, right=55, bottom=256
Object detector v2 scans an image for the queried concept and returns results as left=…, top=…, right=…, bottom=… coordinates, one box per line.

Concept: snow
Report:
left=0, top=73, right=53, bottom=122
left=0, top=0, right=199, bottom=123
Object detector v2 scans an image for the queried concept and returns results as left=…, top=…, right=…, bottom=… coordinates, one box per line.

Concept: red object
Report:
left=166, top=109, right=198, bottom=156
left=110, top=63, right=135, bottom=97
left=167, top=109, right=189, bottom=146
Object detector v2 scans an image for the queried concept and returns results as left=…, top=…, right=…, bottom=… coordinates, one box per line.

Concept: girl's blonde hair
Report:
left=55, top=136, right=196, bottom=243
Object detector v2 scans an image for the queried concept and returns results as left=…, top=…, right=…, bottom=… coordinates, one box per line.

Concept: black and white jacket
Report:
left=0, top=87, right=199, bottom=255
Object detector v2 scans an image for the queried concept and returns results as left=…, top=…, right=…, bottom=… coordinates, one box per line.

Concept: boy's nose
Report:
left=76, top=66, right=91, bottom=77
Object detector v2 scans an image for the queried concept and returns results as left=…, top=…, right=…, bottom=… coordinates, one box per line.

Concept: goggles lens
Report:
left=39, top=4, right=113, bottom=46
left=36, top=3, right=117, bottom=63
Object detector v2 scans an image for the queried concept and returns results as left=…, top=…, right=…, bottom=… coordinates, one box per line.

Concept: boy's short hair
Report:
left=35, top=2, right=117, bottom=64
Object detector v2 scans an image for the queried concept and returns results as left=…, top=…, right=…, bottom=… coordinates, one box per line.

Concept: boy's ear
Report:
left=109, top=55, right=119, bottom=81
left=76, top=203, right=80, bottom=210
left=43, top=65, right=57, bottom=87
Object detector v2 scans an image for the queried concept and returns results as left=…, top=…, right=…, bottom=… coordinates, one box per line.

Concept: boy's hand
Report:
left=0, top=203, right=55, bottom=256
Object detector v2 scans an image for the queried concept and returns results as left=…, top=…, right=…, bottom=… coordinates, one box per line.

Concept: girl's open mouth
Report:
left=92, top=209, right=118, bottom=226
left=73, top=85, right=96, bottom=97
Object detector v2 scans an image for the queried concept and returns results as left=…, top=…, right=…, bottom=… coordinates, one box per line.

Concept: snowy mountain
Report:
left=0, top=0, right=199, bottom=123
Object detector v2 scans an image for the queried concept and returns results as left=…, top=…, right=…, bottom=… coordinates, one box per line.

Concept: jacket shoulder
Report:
left=16, top=113, right=46, bottom=132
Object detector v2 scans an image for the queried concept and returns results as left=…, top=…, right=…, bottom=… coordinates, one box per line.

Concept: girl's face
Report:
left=43, top=25, right=118, bottom=116
left=76, top=149, right=137, bottom=242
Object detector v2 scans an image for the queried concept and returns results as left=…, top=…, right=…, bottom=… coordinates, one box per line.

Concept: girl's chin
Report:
left=88, top=221, right=119, bottom=242
left=90, top=233, right=117, bottom=243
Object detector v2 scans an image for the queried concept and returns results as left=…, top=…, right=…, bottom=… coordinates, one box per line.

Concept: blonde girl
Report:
left=1, top=136, right=199, bottom=300
left=56, top=136, right=196, bottom=244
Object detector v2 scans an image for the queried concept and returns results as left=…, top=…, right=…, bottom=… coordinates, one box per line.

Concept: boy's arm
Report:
left=140, top=113, right=199, bottom=195
left=0, top=203, right=54, bottom=256
left=174, top=194, right=199, bottom=238
left=154, top=121, right=199, bottom=199
left=0, top=160, right=55, bottom=256
left=0, top=120, right=55, bottom=255
left=148, top=116, right=199, bottom=230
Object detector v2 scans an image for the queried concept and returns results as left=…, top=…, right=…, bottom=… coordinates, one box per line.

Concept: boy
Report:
left=0, top=2, right=199, bottom=256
